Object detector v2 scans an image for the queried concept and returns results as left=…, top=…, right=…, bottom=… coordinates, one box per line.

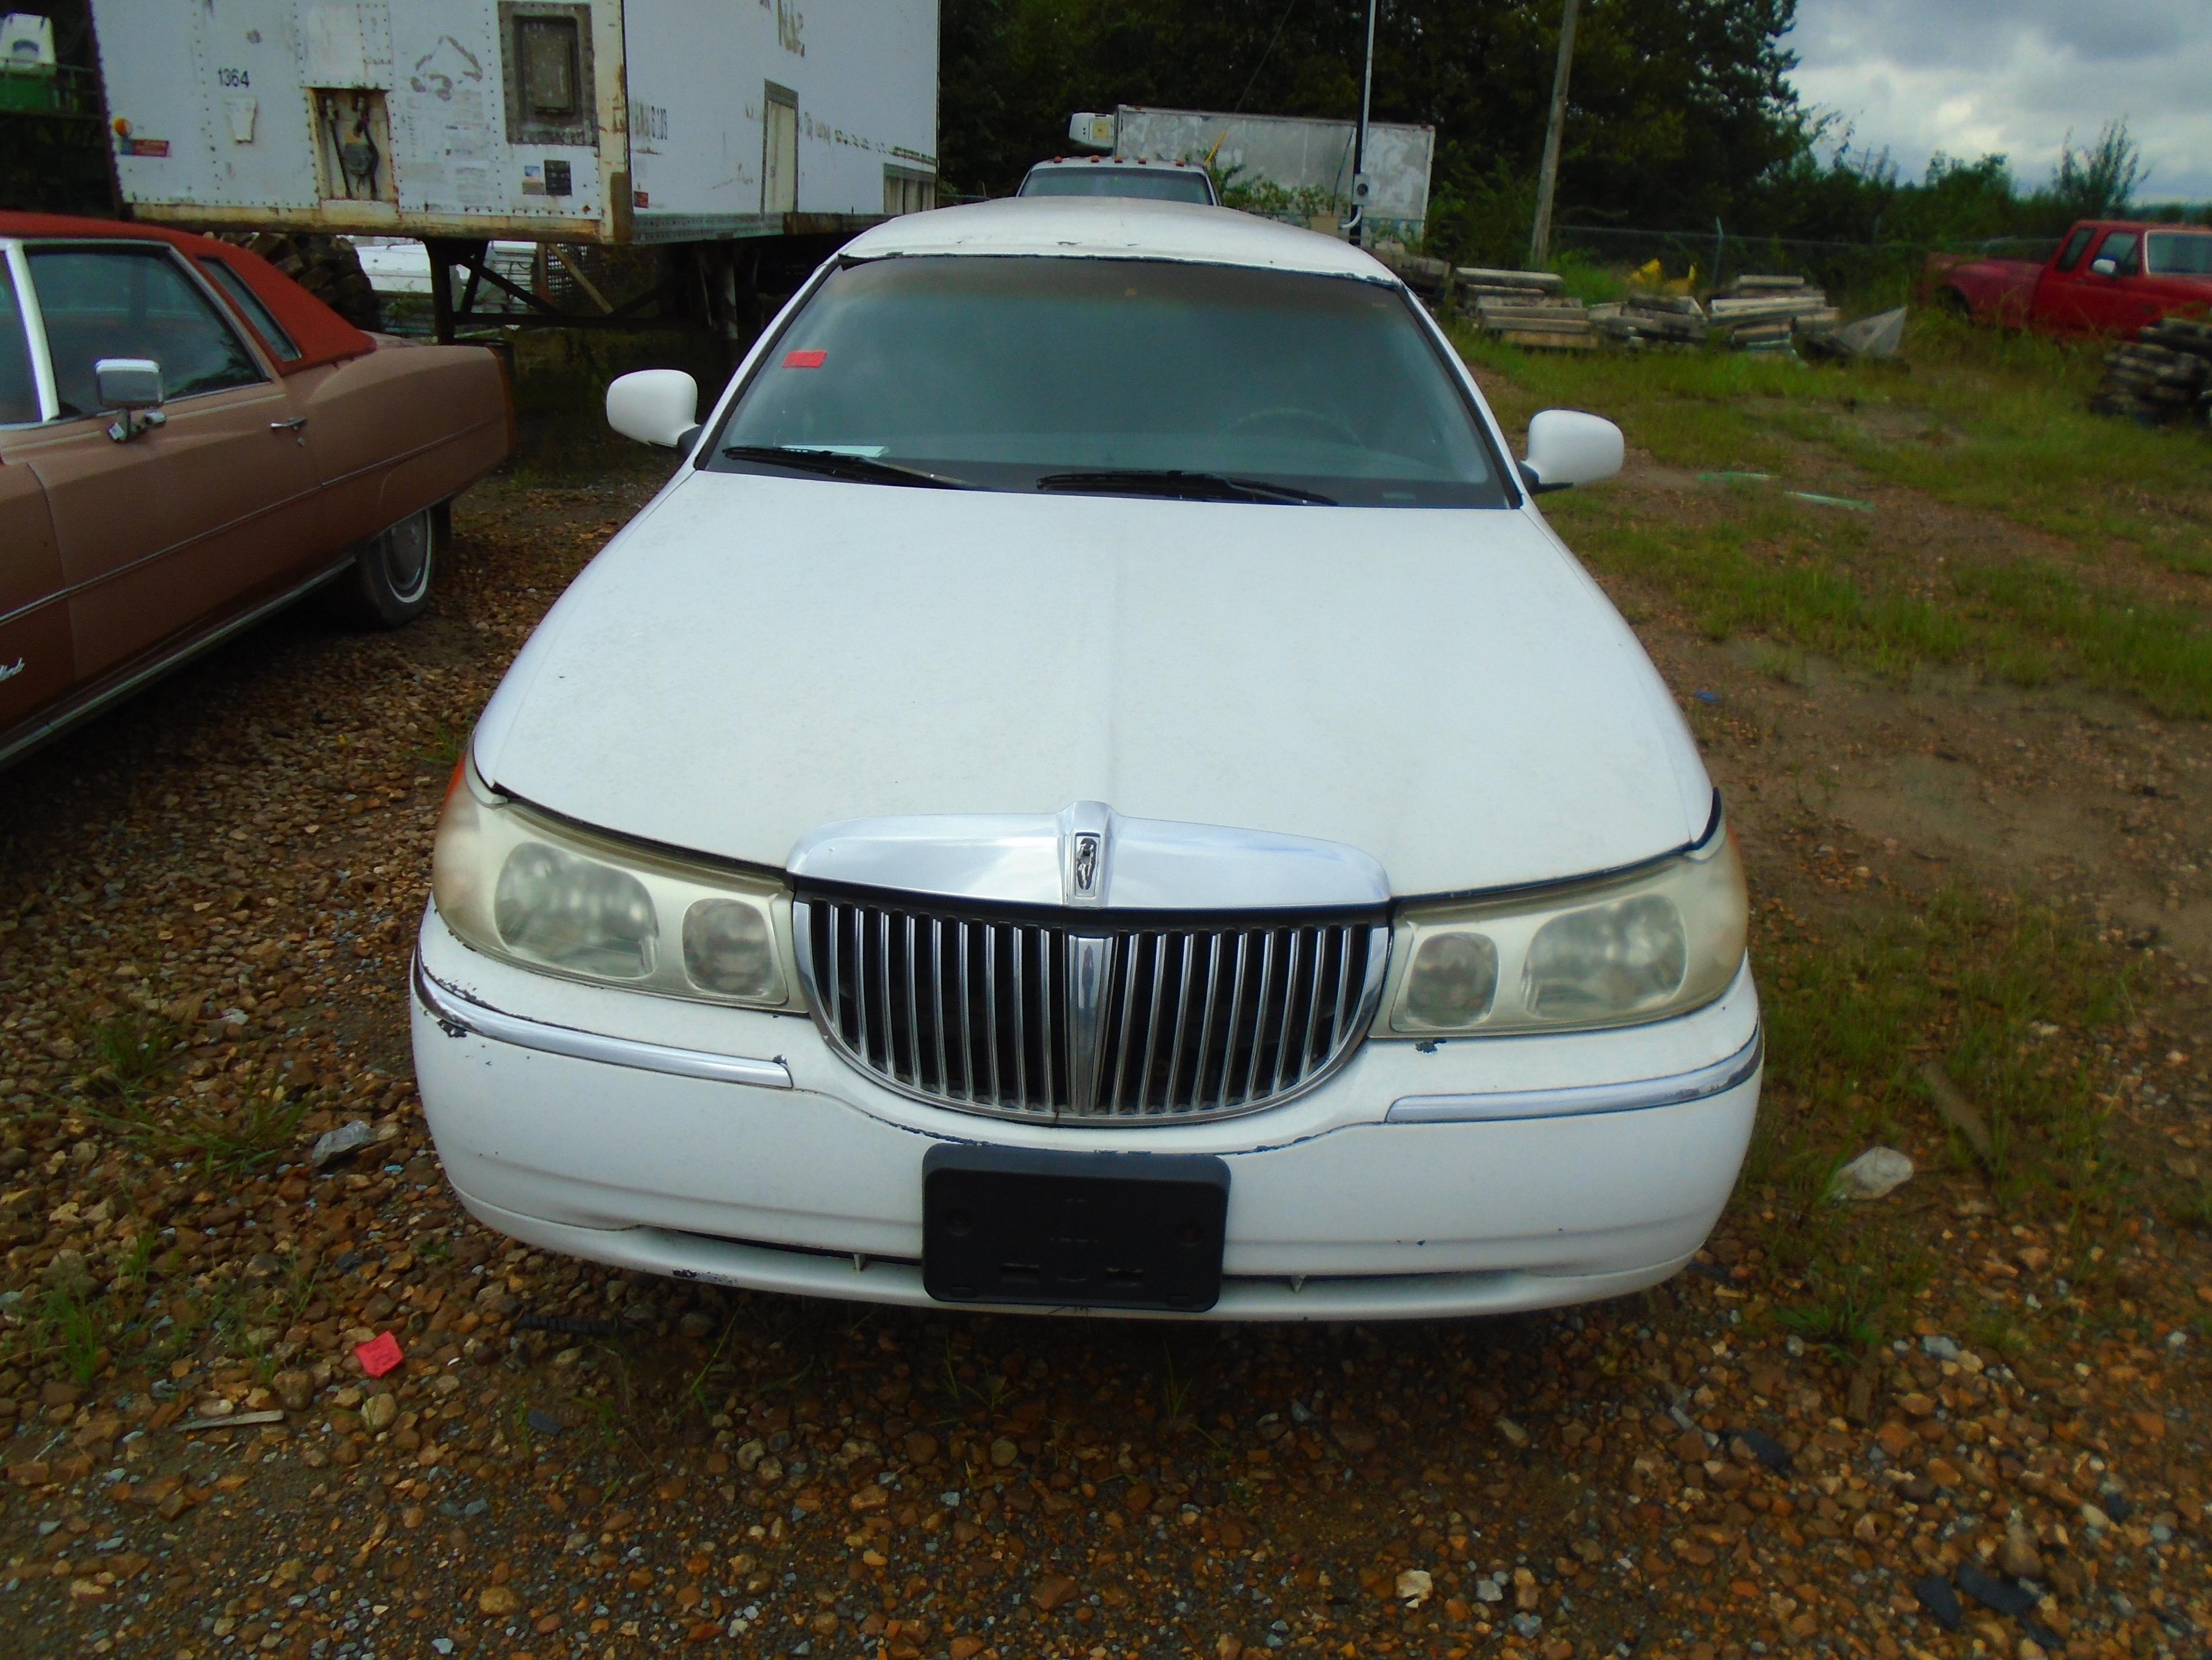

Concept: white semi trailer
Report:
left=88, top=0, right=940, bottom=335
left=1069, top=105, right=1434, bottom=244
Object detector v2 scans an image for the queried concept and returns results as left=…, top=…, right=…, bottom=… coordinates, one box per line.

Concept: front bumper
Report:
left=411, top=906, right=1761, bottom=1321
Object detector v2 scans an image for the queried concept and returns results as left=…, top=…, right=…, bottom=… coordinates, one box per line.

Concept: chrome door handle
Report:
left=270, top=417, right=308, bottom=432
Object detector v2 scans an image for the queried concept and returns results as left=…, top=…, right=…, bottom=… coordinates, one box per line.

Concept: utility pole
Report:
left=1346, top=0, right=1378, bottom=245
left=1526, top=0, right=1580, bottom=269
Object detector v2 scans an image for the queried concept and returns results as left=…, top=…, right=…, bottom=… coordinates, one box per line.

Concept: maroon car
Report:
left=1, top=211, right=513, bottom=768
left=1927, top=220, right=2212, bottom=337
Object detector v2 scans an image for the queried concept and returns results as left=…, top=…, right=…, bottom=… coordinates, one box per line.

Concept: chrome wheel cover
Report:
left=382, top=511, right=434, bottom=603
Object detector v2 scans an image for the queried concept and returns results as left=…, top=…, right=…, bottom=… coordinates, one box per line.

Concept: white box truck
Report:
left=88, top=0, right=939, bottom=333
left=1069, top=105, right=1434, bottom=244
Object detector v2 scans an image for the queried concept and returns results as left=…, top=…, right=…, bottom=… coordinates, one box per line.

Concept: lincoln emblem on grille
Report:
left=1059, top=800, right=1112, bottom=909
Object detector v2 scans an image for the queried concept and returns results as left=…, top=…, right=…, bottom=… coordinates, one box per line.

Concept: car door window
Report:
left=195, top=256, right=302, bottom=362
left=26, top=245, right=263, bottom=418
left=2054, top=226, right=2096, bottom=272
left=0, top=260, right=39, bottom=425
left=2093, top=232, right=2140, bottom=275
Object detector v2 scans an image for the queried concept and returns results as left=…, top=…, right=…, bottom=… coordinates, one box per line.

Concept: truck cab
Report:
left=1930, top=221, right=2212, bottom=338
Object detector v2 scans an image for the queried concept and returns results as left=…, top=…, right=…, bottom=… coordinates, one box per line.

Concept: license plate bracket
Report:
left=922, top=1145, right=1229, bottom=1313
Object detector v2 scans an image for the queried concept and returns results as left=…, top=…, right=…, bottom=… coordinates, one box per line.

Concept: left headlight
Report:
left=1377, top=811, right=1747, bottom=1038
left=431, top=760, right=800, bottom=1009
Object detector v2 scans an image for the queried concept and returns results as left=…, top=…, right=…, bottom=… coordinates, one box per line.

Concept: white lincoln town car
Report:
left=411, top=198, right=1760, bottom=1320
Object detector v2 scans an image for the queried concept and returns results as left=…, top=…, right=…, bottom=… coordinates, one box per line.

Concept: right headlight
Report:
left=431, top=759, right=800, bottom=1009
left=1377, top=811, right=1747, bottom=1037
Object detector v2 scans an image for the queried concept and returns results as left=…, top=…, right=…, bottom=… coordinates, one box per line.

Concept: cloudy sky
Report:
left=1784, top=0, right=2212, bottom=202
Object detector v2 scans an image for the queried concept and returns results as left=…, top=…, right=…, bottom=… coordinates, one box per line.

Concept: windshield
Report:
left=1020, top=168, right=1213, bottom=206
left=707, top=256, right=1508, bottom=508
left=2146, top=233, right=2212, bottom=277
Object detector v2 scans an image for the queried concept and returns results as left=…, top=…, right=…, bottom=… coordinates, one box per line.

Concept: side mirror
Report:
left=2089, top=258, right=2119, bottom=278
left=96, top=357, right=162, bottom=410
left=1520, top=409, right=1623, bottom=495
left=606, top=369, right=700, bottom=449
left=95, top=357, right=165, bottom=443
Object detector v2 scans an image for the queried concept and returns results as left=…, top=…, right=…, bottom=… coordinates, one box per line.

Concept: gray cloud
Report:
left=1786, top=0, right=2212, bottom=201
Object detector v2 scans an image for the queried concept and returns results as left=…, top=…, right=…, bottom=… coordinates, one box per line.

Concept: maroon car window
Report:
left=2055, top=226, right=2096, bottom=271
left=2093, top=231, right=2141, bottom=274
left=26, top=245, right=263, bottom=418
left=196, top=256, right=303, bottom=362
left=2146, top=233, right=2212, bottom=277
left=0, top=262, right=37, bottom=424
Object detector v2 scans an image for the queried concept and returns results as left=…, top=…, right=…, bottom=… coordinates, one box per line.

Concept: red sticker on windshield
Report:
left=782, top=349, right=827, bottom=369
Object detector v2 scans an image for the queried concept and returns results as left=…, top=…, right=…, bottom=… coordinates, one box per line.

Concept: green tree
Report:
left=940, top=0, right=1805, bottom=259
left=2042, top=120, right=2145, bottom=224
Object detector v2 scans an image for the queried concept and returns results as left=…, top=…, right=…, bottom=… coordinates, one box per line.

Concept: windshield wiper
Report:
left=1032, top=468, right=1336, bottom=506
left=721, top=445, right=971, bottom=489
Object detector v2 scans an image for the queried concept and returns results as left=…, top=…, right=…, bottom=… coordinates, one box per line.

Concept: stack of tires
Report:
left=221, top=232, right=384, bottom=332
left=2093, top=318, right=2212, bottom=429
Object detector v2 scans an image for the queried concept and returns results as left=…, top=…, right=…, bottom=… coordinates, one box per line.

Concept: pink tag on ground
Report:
left=355, top=1332, right=404, bottom=1378
left=782, top=349, right=827, bottom=369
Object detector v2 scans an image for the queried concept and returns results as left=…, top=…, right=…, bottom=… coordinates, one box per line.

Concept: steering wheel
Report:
left=1225, top=406, right=1363, bottom=446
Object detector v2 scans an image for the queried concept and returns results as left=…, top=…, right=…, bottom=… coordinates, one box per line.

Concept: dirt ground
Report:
left=1, top=423, right=2207, bottom=1660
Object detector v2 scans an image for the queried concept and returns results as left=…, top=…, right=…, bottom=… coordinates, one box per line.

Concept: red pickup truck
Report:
left=1927, top=220, right=2212, bottom=336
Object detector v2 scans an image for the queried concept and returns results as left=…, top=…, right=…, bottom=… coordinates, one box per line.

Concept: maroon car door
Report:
left=0, top=258, right=70, bottom=746
left=2050, top=230, right=2149, bottom=335
left=18, top=242, right=324, bottom=686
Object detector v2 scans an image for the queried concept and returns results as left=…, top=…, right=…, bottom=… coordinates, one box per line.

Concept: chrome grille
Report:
left=794, top=894, right=1388, bottom=1123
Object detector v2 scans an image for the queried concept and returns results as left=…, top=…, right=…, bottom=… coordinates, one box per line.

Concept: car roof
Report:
left=0, top=209, right=375, bottom=375
left=840, top=197, right=1395, bottom=282
left=1025, top=156, right=1208, bottom=170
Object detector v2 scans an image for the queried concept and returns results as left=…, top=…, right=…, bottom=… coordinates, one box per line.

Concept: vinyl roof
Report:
left=839, top=198, right=1399, bottom=282
left=0, top=211, right=375, bottom=375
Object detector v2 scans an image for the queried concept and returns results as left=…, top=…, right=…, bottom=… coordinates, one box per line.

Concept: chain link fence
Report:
left=1551, top=222, right=2063, bottom=303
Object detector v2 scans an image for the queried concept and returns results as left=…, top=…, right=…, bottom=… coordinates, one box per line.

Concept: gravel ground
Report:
left=1, top=460, right=2208, bottom=1660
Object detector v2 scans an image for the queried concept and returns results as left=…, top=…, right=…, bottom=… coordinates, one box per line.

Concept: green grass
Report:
left=1464, top=316, right=2212, bottom=716
left=1465, top=307, right=2211, bottom=573
left=80, top=1010, right=319, bottom=1177
left=84, top=1010, right=181, bottom=1099
left=412, top=717, right=467, bottom=772
left=43, top=1288, right=105, bottom=1388
left=1550, top=486, right=2212, bottom=715
left=1774, top=1259, right=1897, bottom=1358
left=1465, top=314, right=2211, bottom=565
left=88, top=1084, right=308, bottom=1176
left=1744, top=887, right=2137, bottom=1352
left=1753, top=887, right=2135, bottom=1207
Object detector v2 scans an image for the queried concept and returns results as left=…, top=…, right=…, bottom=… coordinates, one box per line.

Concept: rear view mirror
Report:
left=2090, top=258, right=2119, bottom=278
left=606, top=369, right=700, bottom=449
left=1520, top=409, right=1624, bottom=494
left=96, top=357, right=163, bottom=410
left=95, top=357, right=165, bottom=443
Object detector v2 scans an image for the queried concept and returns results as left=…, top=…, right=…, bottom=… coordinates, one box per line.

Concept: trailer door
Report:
left=194, top=0, right=321, bottom=210
left=763, top=84, right=798, bottom=215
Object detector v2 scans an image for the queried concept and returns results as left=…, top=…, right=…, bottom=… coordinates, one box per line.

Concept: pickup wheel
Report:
left=337, top=504, right=446, bottom=629
left=1937, top=288, right=1972, bottom=319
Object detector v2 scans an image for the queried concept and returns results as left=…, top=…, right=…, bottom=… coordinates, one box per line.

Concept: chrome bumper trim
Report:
left=412, top=957, right=794, bottom=1091
left=1385, top=1025, right=1762, bottom=1124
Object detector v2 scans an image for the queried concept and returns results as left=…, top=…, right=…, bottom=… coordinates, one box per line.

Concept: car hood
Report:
left=472, top=471, right=1713, bottom=899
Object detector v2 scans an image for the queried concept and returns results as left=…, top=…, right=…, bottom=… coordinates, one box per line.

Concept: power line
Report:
left=1234, top=0, right=1302, bottom=114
